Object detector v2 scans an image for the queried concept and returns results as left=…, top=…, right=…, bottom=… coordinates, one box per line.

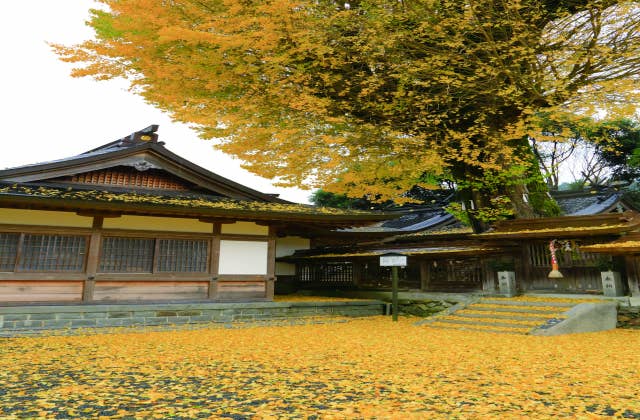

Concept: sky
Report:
left=0, top=2, right=311, bottom=203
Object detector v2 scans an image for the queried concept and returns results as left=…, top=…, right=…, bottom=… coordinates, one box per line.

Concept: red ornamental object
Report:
left=548, top=240, right=564, bottom=279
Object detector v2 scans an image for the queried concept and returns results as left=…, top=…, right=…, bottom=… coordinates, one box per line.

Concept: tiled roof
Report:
left=554, top=191, right=623, bottom=215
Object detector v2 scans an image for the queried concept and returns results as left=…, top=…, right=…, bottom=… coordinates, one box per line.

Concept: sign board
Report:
left=380, top=254, right=407, bottom=267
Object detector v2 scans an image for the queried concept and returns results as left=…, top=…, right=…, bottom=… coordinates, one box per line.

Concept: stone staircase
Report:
left=422, top=297, right=594, bottom=335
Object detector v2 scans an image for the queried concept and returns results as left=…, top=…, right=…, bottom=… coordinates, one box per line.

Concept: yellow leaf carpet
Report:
left=1, top=316, right=638, bottom=418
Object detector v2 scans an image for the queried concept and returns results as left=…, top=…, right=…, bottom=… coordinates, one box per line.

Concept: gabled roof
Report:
left=337, top=192, right=461, bottom=236
left=0, top=125, right=287, bottom=203
left=553, top=190, right=634, bottom=216
left=0, top=126, right=395, bottom=229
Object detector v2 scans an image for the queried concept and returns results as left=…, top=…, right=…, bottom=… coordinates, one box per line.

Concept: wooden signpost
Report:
left=380, top=253, right=407, bottom=322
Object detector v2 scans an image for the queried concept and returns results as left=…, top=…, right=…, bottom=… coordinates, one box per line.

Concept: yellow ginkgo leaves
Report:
left=0, top=316, right=639, bottom=418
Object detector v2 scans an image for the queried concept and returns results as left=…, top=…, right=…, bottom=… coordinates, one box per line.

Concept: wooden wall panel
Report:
left=217, top=281, right=266, bottom=300
left=93, top=281, right=208, bottom=301
left=0, top=281, right=83, bottom=302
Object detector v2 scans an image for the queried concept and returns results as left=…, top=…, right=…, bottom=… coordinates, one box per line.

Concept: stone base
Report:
left=0, top=300, right=385, bottom=337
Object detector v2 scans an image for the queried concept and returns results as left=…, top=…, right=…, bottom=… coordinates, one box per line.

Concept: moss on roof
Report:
left=0, top=184, right=382, bottom=218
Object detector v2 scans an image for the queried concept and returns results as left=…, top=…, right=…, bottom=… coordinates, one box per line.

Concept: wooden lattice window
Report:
left=17, top=234, right=87, bottom=272
left=99, top=237, right=154, bottom=273
left=319, top=262, right=353, bottom=283
left=0, top=233, right=20, bottom=271
left=529, top=243, right=551, bottom=268
left=529, top=242, right=600, bottom=268
left=298, top=265, right=313, bottom=282
left=297, top=262, right=353, bottom=284
left=157, top=239, right=208, bottom=273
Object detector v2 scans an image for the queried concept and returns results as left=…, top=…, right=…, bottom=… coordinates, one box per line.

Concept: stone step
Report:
left=463, top=305, right=568, bottom=315
left=454, top=310, right=566, bottom=322
left=478, top=299, right=575, bottom=308
left=427, top=321, right=529, bottom=335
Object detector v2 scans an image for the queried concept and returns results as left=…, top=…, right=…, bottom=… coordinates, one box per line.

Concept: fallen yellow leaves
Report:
left=0, top=316, right=639, bottom=418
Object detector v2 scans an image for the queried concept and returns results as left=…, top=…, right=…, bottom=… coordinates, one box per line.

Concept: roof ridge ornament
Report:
left=120, top=124, right=159, bottom=145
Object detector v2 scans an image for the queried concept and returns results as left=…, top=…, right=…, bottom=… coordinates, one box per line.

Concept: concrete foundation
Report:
left=0, top=300, right=385, bottom=337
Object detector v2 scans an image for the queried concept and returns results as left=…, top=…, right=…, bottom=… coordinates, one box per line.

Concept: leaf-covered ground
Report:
left=1, top=316, right=639, bottom=418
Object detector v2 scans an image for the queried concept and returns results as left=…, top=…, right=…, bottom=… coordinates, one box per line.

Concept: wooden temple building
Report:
left=0, top=126, right=388, bottom=304
left=2, top=125, right=640, bottom=304
left=281, top=191, right=640, bottom=297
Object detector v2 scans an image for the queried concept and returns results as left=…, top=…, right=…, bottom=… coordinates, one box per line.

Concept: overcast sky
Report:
left=0, top=2, right=311, bottom=203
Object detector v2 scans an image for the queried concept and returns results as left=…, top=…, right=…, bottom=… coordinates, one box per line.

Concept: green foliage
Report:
left=590, top=119, right=640, bottom=182
left=445, top=202, right=472, bottom=226
left=310, top=189, right=373, bottom=210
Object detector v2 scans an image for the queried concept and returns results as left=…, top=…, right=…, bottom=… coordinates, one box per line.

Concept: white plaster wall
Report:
left=221, top=221, right=268, bottom=235
left=275, top=236, right=310, bottom=276
left=218, top=240, right=268, bottom=275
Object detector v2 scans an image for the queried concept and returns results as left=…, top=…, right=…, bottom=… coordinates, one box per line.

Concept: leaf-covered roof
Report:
left=0, top=182, right=390, bottom=226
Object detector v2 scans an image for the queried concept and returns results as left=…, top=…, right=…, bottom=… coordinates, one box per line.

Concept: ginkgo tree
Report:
left=55, top=0, right=640, bottom=230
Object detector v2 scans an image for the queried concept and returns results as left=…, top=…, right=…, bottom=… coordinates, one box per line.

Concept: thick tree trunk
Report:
left=458, top=137, right=561, bottom=233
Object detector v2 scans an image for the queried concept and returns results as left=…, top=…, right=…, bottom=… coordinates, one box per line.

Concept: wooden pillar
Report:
left=480, top=258, right=495, bottom=293
left=419, top=260, right=430, bottom=291
left=625, top=256, right=640, bottom=297
left=352, top=262, right=362, bottom=287
left=519, top=245, right=532, bottom=292
left=208, top=223, right=221, bottom=299
left=83, top=216, right=103, bottom=302
left=266, top=226, right=277, bottom=300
